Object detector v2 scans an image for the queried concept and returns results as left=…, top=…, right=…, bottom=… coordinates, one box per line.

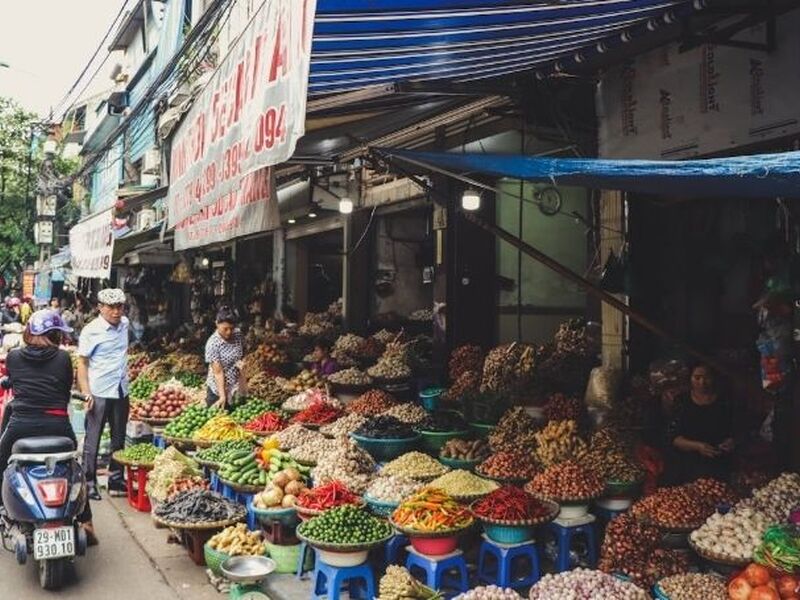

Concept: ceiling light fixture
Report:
left=338, top=198, right=353, bottom=214
left=461, top=189, right=481, bottom=211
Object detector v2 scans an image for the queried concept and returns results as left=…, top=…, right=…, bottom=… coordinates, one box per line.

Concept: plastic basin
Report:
left=317, top=548, right=369, bottom=567
left=438, top=456, right=481, bottom=472
left=419, top=387, right=446, bottom=411
left=417, top=429, right=470, bottom=453
left=409, top=535, right=459, bottom=556
left=349, top=433, right=420, bottom=461
left=468, top=422, right=495, bottom=438
left=482, top=522, right=536, bottom=544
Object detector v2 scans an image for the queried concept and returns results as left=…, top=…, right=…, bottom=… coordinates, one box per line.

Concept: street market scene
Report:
left=1, top=1, right=800, bottom=599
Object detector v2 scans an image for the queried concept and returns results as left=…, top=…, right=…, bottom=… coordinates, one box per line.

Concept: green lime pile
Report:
left=118, top=443, right=162, bottom=463
left=164, top=405, right=222, bottom=438
left=175, top=372, right=204, bottom=389
left=230, top=398, right=284, bottom=424
left=130, top=377, right=159, bottom=402
left=196, top=440, right=255, bottom=463
left=299, top=505, right=392, bottom=545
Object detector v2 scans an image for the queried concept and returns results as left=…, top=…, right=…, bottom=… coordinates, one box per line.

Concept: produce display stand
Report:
left=389, top=519, right=474, bottom=556
left=112, top=451, right=155, bottom=513
left=151, top=513, right=246, bottom=566
left=296, top=526, right=393, bottom=567
left=469, top=499, right=560, bottom=544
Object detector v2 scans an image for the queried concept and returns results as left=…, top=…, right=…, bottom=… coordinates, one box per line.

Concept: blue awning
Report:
left=381, top=149, right=800, bottom=199
left=311, top=0, right=698, bottom=95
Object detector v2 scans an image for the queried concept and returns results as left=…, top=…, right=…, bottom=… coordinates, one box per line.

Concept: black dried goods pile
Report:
left=416, top=411, right=468, bottom=433
left=354, top=415, right=416, bottom=439
left=154, top=490, right=244, bottom=524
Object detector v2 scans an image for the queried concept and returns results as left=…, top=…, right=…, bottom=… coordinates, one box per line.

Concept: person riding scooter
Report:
left=0, top=309, right=96, bottom=543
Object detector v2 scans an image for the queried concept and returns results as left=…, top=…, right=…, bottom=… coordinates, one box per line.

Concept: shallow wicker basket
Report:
left=111, top=450, right=157, bottom=469
left=162, top=435, right=198, bottom=450
left=296, top=524, right=393, bottom=554
left=687, top=537, right=750, bottom=567
left=139, top=417, right=173, bottom=426
left=151, top=512, right=246, bottom=531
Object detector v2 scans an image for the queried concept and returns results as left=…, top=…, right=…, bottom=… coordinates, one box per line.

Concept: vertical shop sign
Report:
left=69, top=209, right=114, bottom=279
left=168, top=0, right=317, bottom=250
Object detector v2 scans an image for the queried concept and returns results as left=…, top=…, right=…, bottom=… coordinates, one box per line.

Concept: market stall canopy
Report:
left=379, top=149, right=800, bottom=199
left=310, top=0, right=702, bottom=95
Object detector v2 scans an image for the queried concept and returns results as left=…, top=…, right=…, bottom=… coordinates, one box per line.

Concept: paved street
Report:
left=0, top=491, right=216, bottom=600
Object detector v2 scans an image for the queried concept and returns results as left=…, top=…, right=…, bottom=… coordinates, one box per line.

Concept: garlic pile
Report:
left=735, top=472, right=800, bottom=523
left=689, top=507, right=768, bottom=561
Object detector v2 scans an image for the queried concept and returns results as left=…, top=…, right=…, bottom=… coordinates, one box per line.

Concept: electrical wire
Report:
left=51, top=0, right=131, bottom=120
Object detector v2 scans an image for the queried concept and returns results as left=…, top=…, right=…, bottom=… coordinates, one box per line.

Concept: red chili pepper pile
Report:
left=296, top=481, right=360, bottom=511
left=472, top=486, right=553, bottom=522
left=292, top=401, right=343, bottom=426
left=244, top=412, right=288, bottom=433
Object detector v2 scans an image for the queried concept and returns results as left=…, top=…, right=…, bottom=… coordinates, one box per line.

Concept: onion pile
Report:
left=528, top=569, right=649, bottom=599
left=525, top=461, right=603, bottom=501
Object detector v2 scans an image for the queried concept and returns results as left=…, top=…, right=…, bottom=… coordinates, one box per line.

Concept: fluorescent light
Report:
left=461, top=189, right=481, bottom=211
left=287, top=218, right=296, bottom=224
left=201, top=257, right=209, bottom=267
left=308, top=212, right=317, bottom=218
left=338, top=198, right=353, bottom=214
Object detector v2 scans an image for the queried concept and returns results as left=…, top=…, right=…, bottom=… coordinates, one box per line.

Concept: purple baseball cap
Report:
left=27, top=309, right=73, bottom=335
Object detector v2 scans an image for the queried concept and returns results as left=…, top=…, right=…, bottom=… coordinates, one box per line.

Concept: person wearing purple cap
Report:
left=0, top=310, right=96, bottom=542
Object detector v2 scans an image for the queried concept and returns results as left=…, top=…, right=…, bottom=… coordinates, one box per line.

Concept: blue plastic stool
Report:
left=311, top=560, right=374, bottom=600
left=239, top=492, right=257, bottom=530
left=209, top=471, right=222, bottom=493
left=220, top=482, right=237, bottom=501
left=385, top=534, right=410, bottom=565
left=478, top=537, right=540, bottom=588
left=405, top=548, right=468, bottom=597
left=296, top=541, right=315, bottom=580
left=547, top=520, right=598, bottom=572
left=153, top=434, right=166, bottom=449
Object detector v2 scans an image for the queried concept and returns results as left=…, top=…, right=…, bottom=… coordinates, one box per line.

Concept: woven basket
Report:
left=438, top=456, right=481, bottom=472
left=687, top=537, right=750, bottom=567
left=363, top=494, right=400, bottom=518
left=203, top=543, right=268, bottom=577
left=389, top=518, right=474, bottom=539
left=296, top=525, right=393, bottom=553
left=162, top=435, right=197, bottom=449
left=151, top=511, right=246, bottom=531
left=111, top=450, right=157, bottom=469
left=194, top=458, right=220, bottom=470
left=140, top=417, right=173, bottom=426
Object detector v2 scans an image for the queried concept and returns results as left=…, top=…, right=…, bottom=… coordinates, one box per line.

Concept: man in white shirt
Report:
left=77, top=288, right=130, bottom=500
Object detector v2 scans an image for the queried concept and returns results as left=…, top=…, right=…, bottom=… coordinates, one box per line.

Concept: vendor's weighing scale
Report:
left=221, top=556, right=276, bottom=600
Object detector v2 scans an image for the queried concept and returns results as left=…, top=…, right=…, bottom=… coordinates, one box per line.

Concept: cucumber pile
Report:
left=217, top=447, right=310, bottom=487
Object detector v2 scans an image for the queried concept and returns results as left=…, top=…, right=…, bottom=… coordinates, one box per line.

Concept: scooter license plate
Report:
left=33, top=526, right=75, bottom=560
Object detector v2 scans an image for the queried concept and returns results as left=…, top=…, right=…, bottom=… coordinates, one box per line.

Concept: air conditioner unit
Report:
left=107, top=91, right=129, bottom=116
left=168, top=83, right=190, bottom=108
left=158, top=108, right=181, bottom=140
left=142, top=149, right=161, bottom=175
left=135, top=209, right=157, bottom=231
left=140, top=173, right=159, bottom=188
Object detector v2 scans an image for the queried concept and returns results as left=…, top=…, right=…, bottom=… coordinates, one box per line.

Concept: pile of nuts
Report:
left=334, top=334, right=367, bottom=357
left=449, top=345, right=485, bottom=381
left=657, top=574, right=726, bottom=600
left=288, top=438, right=338, bottom=465
left=488, top=407, right=538, bottom=453
left=689, top=507, right=768, bottom=562
left=429, top=469, right=499, bottom=497
left=282, top=370, right=326, bottom=394
left=382, top=452, right=449, bottom=480
left=366, top=476, right=423, bottom=504
left=533, top=420, right=588, bottom=467
left=382, top=403, right=428, bottom=425
left=631, top=478, right=736, bottom=529
left=440, top=439, right=490, bottom=462
left=736, top=472, right=800, bottom=522
left=543, top=393, right=584, bottom=422
left=320, top=413, right=368, bottom=437
left=273, top=424, right=326, bottom=450
left=554, top=318, right=597, bottom=356
left=368, top=341, right=412, bottom=381
left=311, top=437, right=376, bottom=494
left=347, top=389, right=398, bottom=415
left=478, top=452, right=538, bottom=481
left=328, top=367, right=372, bottom=387
left=246, top=374, right=287, bottom=405
left=442, top=371, right=481, bottom=403
left=525, top=461, right=603, bottom=501
left=529, top=569, right=649, bottom=600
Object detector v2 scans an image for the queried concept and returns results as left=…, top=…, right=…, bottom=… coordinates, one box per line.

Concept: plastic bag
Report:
left=584, top=366, right=622, bottom=409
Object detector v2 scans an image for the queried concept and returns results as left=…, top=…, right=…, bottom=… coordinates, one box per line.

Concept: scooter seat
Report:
left=11, top=436, right=75, bottom=455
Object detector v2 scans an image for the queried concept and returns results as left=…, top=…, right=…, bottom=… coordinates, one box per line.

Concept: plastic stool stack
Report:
left=477, top=535, right=540, bottom=588
left=405, top=547, right=468, bottom=597
left=546, top=515, right=598, bottom=572
left=311, top=560, right=375, bottom=600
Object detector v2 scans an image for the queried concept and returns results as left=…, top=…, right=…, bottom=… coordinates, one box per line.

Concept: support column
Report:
left=343, top=210, right=370, bottom=335
left=599, top=190, right=627, bottom=369
left=272, top=228, right=285, bottom=319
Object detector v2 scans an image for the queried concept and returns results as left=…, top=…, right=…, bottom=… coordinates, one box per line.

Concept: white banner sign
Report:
left=167, top=0, right=317, bottom=248
left=597, top=9, right=800, bottom=159
left=69, top=209, right=114, bottom=279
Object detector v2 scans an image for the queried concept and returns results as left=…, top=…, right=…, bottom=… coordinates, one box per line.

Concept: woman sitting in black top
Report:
left=0, top=310, right=96, bottom=543
left=669, top=363, right=735, bottom=482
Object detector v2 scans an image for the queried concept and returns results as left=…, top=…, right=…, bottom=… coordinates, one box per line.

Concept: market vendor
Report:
left=311, top=338, right=339, bottom=376
left=669, top=363, right=735, bottom=482
left=205, top=306, right=245, bottom=409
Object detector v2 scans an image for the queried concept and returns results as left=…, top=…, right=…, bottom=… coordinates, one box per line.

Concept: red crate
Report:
left=125, top=465, right=153, bottom=512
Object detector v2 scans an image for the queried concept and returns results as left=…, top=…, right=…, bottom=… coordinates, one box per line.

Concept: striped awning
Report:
left=310, top=0, right=700, bottom=95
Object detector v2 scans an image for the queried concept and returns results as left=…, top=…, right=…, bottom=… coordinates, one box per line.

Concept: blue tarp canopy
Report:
left=311, top=0, right=697, bottom=95
left=382, top=149, right=800, bottom=199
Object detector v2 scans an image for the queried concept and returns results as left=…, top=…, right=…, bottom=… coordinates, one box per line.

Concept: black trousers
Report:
left=82, top=394, right=129, bottom=484
left=0, top=411, right=92, bottom=522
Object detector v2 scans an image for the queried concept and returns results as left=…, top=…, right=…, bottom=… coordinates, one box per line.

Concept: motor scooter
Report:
left=0, top=386, right=89, bottom=590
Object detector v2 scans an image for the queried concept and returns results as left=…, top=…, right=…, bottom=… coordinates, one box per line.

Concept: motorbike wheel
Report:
left=38, top=558, right=67, bottom=590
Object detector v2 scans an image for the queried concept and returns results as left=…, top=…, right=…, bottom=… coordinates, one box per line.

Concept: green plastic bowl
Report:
left=350, top=433, right=421, bottom=461
left=482, top=521, right=536, bottom=544
left=438, top=456, right=481, bottom=472
left=468, top=422, right=496, bottom=438
left=364, top=494, right=400, bottom=518
left=416, top=429, right=471, bottom=453
left=419, top=387, right=446, bottom=412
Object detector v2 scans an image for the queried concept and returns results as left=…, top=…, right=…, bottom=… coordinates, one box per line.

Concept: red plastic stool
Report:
left=125, top=465, right=152, bottom=512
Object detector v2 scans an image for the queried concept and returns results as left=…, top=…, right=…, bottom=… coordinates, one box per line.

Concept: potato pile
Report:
left=208, top=524, right=265, bottom=557
left=283, top=370, right=325, bottom=394
left=533, top=420, right=588, bottom=467
left=252, top=468, right=308, bottom=509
